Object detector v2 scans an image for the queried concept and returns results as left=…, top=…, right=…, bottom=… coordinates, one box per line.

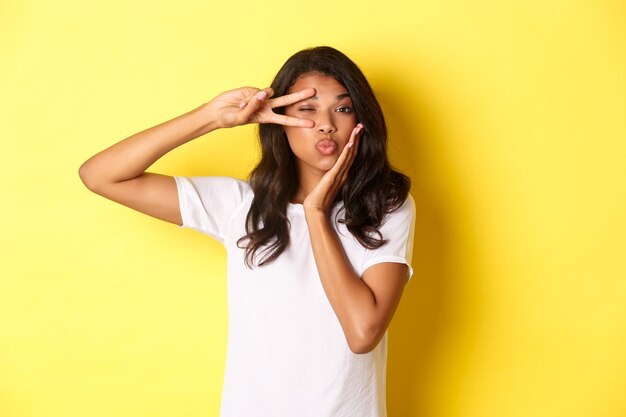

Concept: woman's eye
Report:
left=337, top=106, right=353, bottom=113
left=299, top=108, right=315, bottom=112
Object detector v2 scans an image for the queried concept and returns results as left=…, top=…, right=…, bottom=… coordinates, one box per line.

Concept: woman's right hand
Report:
left=79, top=85, right=316, bottom=227
left=205, top=86, right=316, bottom=129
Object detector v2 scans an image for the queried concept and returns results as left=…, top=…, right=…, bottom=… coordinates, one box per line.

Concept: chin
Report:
left=316, top=160, right=338, bottom=172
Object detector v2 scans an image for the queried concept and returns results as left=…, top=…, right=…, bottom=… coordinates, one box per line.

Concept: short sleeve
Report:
left=361, top=194, right=416, bottom=282
left=174, top=176, right=252, bottom=243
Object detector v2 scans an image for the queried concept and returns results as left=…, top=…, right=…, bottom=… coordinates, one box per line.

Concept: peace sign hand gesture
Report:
left=206, top=86, right=316, bottom=129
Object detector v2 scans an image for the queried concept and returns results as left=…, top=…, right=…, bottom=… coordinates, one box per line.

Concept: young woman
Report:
left=79, top=46, right=415, bottom=417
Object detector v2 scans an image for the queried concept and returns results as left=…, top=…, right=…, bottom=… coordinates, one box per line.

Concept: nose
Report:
left=316, top=111, right=336, bottom=135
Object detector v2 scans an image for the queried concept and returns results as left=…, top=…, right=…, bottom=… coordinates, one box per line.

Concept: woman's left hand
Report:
left=303, top=123, right=364, bottom=214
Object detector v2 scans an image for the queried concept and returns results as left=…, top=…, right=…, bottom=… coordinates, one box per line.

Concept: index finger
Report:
left=267, top=113, right=315, bottom=128
left=269, top=87, right=316, bottom=108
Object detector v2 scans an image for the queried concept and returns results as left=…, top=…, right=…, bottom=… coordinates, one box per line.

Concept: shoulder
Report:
left=174, top=175, right=252, bottom=197
left=397, top=193, right=415, bottom=212
left=381, top=193, right=415, bottom=226
left=173, top=176, right=253, bottom=241
left=174, top=175, right=253, bottom=218
left=174, top=175, right=250, bottom=188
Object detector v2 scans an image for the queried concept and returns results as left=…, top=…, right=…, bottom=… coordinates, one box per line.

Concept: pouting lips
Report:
left=316, top=139, right=337, bottom=155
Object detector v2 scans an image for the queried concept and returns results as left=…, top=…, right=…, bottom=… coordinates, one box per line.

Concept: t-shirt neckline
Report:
left=287, top=202, right=304, bottom=214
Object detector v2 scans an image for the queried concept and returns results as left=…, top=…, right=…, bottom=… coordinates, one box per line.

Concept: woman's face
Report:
left=283, top=73, right=358, bottom=177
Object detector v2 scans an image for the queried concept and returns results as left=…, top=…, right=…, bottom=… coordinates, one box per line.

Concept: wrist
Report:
left=303, top=205, right=329, bottom=222
left=195, top=102, right=222, bottom=133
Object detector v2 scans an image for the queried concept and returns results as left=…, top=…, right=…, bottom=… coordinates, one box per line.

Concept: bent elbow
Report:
left=346, top=327, right=383, bottom=355
left=348, top=342, right=375, bottom=355
left=78, top=161, right=102, bottom=193
left=78, top=161, right=91, bottom=186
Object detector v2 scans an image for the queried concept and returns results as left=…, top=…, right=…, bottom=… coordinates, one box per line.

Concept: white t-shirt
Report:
left=175, top=176, right=416, bottom=417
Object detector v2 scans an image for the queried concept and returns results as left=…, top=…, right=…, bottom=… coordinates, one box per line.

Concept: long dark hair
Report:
left=237, top=46, right=410, bottom=268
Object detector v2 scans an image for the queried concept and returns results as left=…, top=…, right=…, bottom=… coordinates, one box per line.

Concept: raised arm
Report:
left=303, top=125, right=412, bottom=354
left=78, top=86, right=315, bottom=225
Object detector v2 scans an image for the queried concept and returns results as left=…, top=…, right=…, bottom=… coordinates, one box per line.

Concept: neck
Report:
left=291, top=165, right=324, bottom=204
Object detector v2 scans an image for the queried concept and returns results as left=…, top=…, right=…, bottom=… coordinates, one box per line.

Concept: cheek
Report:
left=284, top=126, right=315, bottom=142
left=337, top=117, right=358, bottom=138
left=284, top=129, right=306, bottom=154
left=339, top=113, right=358, bottom=127
left=283, top=127, right=298, bottom=145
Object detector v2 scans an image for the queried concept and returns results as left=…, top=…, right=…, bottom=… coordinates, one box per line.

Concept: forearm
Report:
left=79, top=102, right=218, bottom=188
left=304, top=208, right=378, bottom=353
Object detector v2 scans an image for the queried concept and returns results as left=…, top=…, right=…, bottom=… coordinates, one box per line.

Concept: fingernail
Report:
left=239, top=101, right=247, bottom=109
left=256, top=91, right=268, bottom=100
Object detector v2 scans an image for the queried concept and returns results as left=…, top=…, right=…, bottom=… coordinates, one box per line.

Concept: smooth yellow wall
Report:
left=1, top=1, right=625, bottom=416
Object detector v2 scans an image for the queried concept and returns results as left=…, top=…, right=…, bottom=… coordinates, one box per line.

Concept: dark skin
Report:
left=286, top=74, right=408, bottom=354
left=79, top=78, right=408, bottom=354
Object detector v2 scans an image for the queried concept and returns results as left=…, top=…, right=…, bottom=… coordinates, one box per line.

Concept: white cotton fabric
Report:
left=174, top=176, right=416, bottom=417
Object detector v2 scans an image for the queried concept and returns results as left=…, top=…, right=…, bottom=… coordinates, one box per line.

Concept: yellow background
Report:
left=1, top=1, right=625, bottom=416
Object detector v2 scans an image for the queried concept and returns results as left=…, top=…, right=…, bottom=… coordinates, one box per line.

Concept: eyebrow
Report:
left=308, top=93, right=351, bottom=101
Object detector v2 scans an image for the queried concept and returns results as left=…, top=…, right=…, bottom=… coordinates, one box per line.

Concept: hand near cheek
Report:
left=303, top=124, right=364, bottom=214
